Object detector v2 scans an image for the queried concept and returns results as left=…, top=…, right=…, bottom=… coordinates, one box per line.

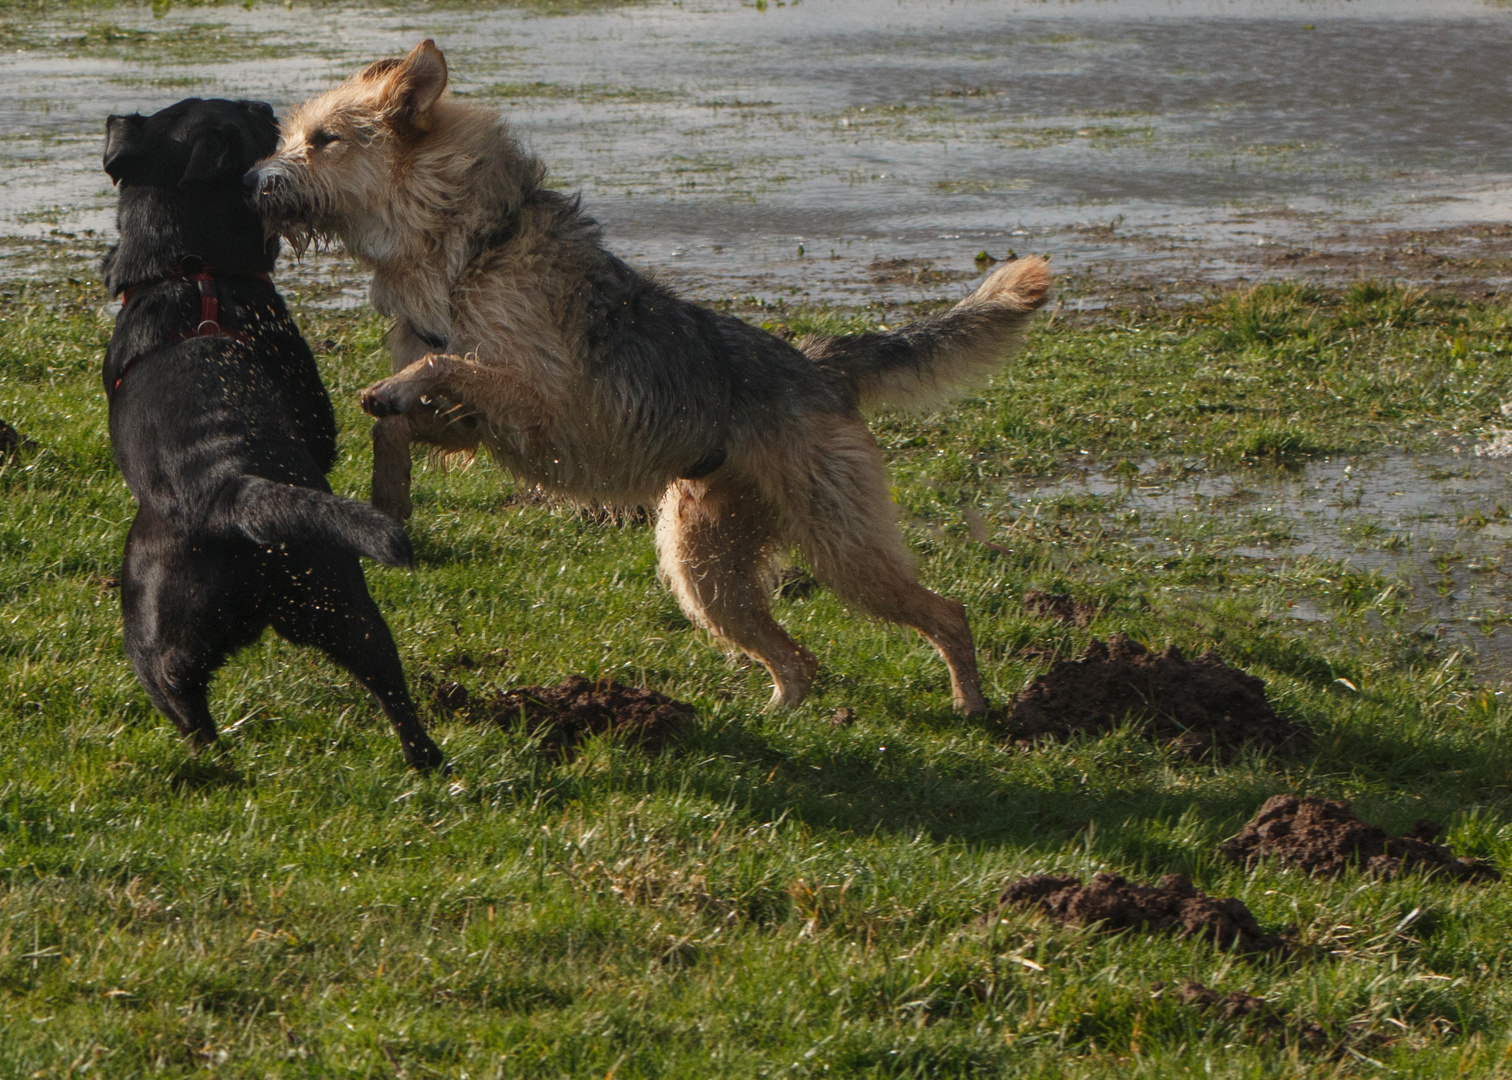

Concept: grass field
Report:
left=4, top=273, right=1512, bottom=1077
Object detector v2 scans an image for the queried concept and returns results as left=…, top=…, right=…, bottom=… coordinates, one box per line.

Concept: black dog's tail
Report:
left=221, top=476, right=413, bottom=567
left=798, top=256, right=1051, bottom=410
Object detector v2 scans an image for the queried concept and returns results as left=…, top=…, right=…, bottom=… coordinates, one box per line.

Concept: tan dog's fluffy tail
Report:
left=798, top=256, right=1051, bottom=410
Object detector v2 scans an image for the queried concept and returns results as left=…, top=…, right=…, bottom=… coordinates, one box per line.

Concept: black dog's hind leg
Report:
left=270, top=551, right=443, bottom=771
left=120, top=511, right=264, bottom=749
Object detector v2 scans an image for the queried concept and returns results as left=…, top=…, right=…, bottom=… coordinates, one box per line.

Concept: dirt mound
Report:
left=997, top=871, right=1285, bottom=953
left=0, top=419, right=34, bottom=461
left=1004, top=633, right=1305, bottom=759
left=1153, top=980, right=1328, bottom=1043
left=443, top=676, right=692, bottom=753
left=1023, top=589, right=1097, bottom=627
left=1220, top=794, right=1498, bottom=881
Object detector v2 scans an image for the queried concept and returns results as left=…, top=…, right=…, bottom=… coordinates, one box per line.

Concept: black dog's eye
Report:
left=309, top=129, right=341, bottom=149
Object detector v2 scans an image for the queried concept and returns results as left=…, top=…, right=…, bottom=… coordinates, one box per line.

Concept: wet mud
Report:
left=432, top=675, right=692, bottom=754
left=1220, top=794, right=1498, bottom=882
left=998, top=871, right=1285, bottom=954
left=1005, top=633, right=1305, bottom=759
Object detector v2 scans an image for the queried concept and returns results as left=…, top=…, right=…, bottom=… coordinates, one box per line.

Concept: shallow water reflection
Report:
left=1020, top=445, right=1512, bottom=680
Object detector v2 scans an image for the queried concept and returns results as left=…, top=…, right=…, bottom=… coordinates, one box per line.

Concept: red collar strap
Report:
left=113, top=261, right=274, bottom=393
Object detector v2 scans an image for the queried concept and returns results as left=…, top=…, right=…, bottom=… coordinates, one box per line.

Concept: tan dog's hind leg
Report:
left=772, top=416, right=988, bottom=715
left=371, top=415, right=415, bottom=521
left=656, top=478, right=818, bottom=710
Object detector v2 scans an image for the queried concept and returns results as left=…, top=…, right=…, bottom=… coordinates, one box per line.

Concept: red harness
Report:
left=113, top=262, right=273, bottom=393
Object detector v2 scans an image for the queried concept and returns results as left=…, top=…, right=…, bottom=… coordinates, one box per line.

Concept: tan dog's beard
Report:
left=277, top=222, right=338, bottom=258
left=248, top=164, right=339, bottom=257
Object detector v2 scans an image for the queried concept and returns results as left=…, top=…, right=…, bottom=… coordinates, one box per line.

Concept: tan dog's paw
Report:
left=360, top=375, right=417, bottom=418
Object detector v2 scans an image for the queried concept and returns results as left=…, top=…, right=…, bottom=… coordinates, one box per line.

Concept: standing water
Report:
left=1, top=0, right=1509, bottom=301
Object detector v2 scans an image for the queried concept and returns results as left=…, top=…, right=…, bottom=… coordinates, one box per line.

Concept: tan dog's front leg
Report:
left=371, top=414, right=415, bottom=521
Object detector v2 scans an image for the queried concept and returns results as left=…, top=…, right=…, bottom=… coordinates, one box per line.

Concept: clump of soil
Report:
left=867, top=256, right=974, bottom=287
left=0, top=419, right=35, bottom=460
left=776, top=567, right=819, bottom=600
left=1220, top=794, right=1498, bottom=881
left=1023, top=589, right=1097, bottom=627
left=1004, top=633, right=1305, bottom=759
left=440, top=675, right=693, bottom=754
left=425, top=677, right=472, bottom=714
left=998, top=871, right=1285, bottom=953
left=1153, top=980, right=1328, bottom=1043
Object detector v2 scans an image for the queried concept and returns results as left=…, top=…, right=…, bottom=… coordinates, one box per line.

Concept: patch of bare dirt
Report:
left=776, top=567, right=818, bottom=600
left=1023, top=589, right=1097, bottom=627
left=434, top=675, right=693, bottom=754
left=1244, top=223, right=1512, bottom=300
left=1220, top=794, right=1498, bottom=881
left=1153, top=980, right=1328, bottom=1043
left=1004, top=633, right=1305, bottom=759
left=867, top=257, right=975, bottom=287
left=0, top=418, right=35, bottom=460
left=998, top=871, right=1285, bottom=953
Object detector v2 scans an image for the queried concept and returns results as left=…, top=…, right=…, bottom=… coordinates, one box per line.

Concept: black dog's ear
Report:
left=103, top=114, right=148, bottom=185
left=180, top=125, right=238, bottom=185
left=238, top=100, right=281, bottom=159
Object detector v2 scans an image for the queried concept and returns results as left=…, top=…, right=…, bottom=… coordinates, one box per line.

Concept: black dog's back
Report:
left=102, top=98, right=440, bottom=769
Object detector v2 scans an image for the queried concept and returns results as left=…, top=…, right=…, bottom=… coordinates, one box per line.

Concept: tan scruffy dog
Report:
left=248, top=40, right=1050, bottom=715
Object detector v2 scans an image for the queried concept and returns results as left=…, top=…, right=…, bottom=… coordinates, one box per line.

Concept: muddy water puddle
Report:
left=1, top=0, right=1509, bottom=303
left=1016, top=446, right=1512, bottom=680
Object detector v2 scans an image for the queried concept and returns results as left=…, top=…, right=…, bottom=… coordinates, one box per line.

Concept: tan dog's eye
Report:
left=309, top=129, right=341, bottom=149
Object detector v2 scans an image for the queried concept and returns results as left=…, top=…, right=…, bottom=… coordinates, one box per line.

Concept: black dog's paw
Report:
left=403, top=732, right=446, bottom=771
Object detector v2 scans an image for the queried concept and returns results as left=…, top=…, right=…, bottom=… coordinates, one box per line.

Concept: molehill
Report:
left=1221, top=794, right=1498, bottom=881
left=997, top=871, right=1286, bottom=953
left=1006, top=633, right=1306, bottom=759
left=428, top=674, right=693, bottom=754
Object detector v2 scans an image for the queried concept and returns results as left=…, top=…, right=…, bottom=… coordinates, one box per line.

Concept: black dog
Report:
left=101, top=98, right=442, bottom=770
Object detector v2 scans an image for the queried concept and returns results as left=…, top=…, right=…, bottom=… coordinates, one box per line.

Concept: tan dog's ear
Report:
left=389, top=39, right=448, bottom=129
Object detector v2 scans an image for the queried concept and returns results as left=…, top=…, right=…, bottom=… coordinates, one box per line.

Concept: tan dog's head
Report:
left=245, top=39, right=449, bottom=257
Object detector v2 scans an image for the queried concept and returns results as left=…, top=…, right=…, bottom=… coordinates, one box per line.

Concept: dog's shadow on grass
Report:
left=642, top=700, right=1512, bottom=875
left=166, top=753, right=247, bottom=793
left=649, top=719, right=1269, bottom=866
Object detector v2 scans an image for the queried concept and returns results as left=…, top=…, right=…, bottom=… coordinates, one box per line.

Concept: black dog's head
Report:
left=103, top=99, right=283, bottom=293
left=104, top=98, right=279, bottom=190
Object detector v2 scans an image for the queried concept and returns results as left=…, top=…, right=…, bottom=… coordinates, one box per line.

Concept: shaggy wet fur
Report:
left=248, top=42, right=1051, bottom=713
left=104, top=98, right=442, bottom=769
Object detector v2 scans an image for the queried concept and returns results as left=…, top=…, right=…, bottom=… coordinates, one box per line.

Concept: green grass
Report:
left=4, top=278, right=1512, bottom=1076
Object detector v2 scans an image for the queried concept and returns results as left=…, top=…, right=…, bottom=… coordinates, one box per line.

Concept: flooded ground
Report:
left=1018, top=444, right=1512, bottom=680
left=1, top=0, right=1510, bottom=304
